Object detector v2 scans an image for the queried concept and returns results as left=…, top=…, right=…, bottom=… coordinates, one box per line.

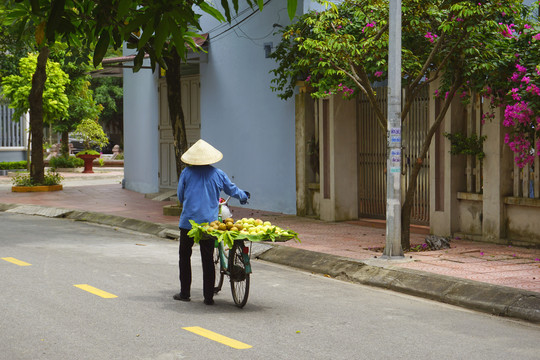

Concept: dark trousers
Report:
left=179, top=228, right=215, bottom=301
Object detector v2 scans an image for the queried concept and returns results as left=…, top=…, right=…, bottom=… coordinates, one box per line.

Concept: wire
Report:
left=204, top=4, right=256, bottom=36
left=233, top=5, right=286, bottom=46
left=210, top=0, right=272, bottom=41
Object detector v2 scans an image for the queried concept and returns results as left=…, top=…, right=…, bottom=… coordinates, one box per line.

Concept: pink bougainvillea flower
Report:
left=532, top=33, right=540, bottom=40
left=521, top=76, right=530, bottom=84
left=425, top=32, right=438, bottom=43
left=509, top=88, right=521, bottom=101
left=501, top=24, right=515, bottom=38
left=374, top=71, right=383, bottom=77
left=362, top=21, right=376, bottom=33
left=526, top=84, right=540, bottom=96
left=516, top=64, right=527, bottom=72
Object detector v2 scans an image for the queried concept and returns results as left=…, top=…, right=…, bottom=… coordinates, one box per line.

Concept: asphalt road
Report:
left=1, top=212, right=539, bottom=360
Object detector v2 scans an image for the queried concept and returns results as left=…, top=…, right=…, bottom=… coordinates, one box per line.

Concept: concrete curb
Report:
left=65, top=210, right=178, bottom=237
left=2, top=203, right=539, bottom=324
left=256, top=245, right=540, bottom=324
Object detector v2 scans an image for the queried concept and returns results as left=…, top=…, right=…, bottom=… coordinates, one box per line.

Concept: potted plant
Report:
left=72, top=119, right=109, bottom=173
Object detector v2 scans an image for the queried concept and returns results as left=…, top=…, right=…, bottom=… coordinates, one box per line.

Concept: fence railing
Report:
left=466, top=96, right=483, bottom=194
left=513, top=154, right=540, bottom=199
left=0, top=104, right=25, bottom=148
left=463, top=97, right=539, bottom=199
left=357, top=86, right=430, bottom=224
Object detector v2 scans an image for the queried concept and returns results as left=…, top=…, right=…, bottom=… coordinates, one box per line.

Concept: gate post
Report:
left=429, top=85, right=467, bottom=237
left=295, top=86, right=315, bottom=216
left=318, top=95, right=358, bottom=221
left=482, top=107, right=512, bottom=241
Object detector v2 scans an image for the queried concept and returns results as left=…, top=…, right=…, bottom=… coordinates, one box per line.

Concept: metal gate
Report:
left=0, top=104, right=25, bottom=147
left=357, top=87, right=430, bottom=225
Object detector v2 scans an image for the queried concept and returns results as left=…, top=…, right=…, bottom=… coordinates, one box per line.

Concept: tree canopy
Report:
left=1, top=53, right=70, bottom=122
left=0, top=0, right=298, bottom=183
left=270, top=0, right=537, bottom=248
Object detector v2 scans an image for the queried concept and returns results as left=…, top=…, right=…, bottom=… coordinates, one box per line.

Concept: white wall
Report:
left=198, top=1, right=301, bottom=214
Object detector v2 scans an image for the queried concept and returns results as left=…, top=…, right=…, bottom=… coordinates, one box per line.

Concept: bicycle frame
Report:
left=215, top=239, right=252, bottom=274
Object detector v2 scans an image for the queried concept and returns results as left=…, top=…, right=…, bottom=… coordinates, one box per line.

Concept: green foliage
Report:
left=48, top=156, right=84, bottom=169
left=0, top=161, right=27, bottom=170
left=0, top=54, right=69, bottom=123
left=76, top=149, right=101, bottom=156
left=443, top=132, right=487, bottom=161
left=10, top=172, right=33, bottom=187
left=1, top=0, right=297, bottom=74
left=71, top=119, right=109, bottom=150
left=50, top=47, right=103, bottom=135
left=11, top=169, right=64, bottom=186
left=0, top=25, right=31, bottom=81
left=90, top=76, right=122, bottom=127
left=271, top=0, right=525, bottom=105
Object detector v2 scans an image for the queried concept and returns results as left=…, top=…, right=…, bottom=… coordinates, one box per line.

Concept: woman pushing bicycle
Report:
left=174, top=139, right=250, bottom=305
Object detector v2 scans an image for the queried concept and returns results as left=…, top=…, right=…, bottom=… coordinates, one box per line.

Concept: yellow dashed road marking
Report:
left=2, top=257, right=31, bottom=266
left=183, top=326, right=252, bottom=349
left=74, top=284, right=117, bottom=298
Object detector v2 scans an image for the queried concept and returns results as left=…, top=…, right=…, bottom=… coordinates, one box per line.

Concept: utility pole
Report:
left=383, top=0, right=404, bottom=259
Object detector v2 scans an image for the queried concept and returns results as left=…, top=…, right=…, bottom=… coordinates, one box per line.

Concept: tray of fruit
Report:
left=188, top=217, right=300, bottom=248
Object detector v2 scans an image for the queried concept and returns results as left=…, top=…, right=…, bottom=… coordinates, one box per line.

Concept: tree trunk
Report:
left=61, top=131, right=69, bottom=157
left=164, top=50, right=188, bottom=179
left=400, top=79, right=462, bottom=249
left=401, top=158, right=424, bottom=249
left=29, top=46, right=50, bottom=184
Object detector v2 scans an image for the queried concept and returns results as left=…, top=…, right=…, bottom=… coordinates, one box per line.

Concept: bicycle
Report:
left=190, top=195, right=298, bottom=307
left=212, top=196, right=252, bottom=308
left=213, top=238, right=252, bottom=308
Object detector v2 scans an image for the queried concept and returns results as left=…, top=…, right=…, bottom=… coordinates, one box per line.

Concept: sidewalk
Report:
left=1, top=169, right=539, bottom=323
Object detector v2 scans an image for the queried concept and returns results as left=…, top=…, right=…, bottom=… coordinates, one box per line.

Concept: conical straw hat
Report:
left=181, top=139, right=223, bottom=165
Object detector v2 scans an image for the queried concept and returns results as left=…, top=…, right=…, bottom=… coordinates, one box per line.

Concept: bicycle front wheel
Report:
left=229, top=241, right=250, bottom=308
left=213, top=243, right=225, bottom=294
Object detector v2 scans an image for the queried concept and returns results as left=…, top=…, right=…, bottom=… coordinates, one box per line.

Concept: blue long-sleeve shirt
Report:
left=177, top=165, right=248, bottom=229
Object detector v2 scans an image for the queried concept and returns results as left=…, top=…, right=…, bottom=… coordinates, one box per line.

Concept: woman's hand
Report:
left=240, top=191, right=250, bottom=205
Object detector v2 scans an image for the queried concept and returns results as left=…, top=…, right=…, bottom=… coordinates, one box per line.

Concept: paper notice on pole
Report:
left=391, top=149, right=401, bottom=164
left=390, top=128, right=401, bottom=143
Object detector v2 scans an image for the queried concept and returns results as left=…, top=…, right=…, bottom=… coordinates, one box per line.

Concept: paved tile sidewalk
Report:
left=1, top=169, right=539, bottom=294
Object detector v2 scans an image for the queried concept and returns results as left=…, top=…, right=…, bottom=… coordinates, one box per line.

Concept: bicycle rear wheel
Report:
left=213, top=243, right=225, bottom=293
left=229, top=240, right=250, bottom=308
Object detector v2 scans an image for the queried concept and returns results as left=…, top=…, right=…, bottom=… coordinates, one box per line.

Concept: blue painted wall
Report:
left=198, top=1, right=303, bottom=214
left=122, top=52, right=160, bottom=194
